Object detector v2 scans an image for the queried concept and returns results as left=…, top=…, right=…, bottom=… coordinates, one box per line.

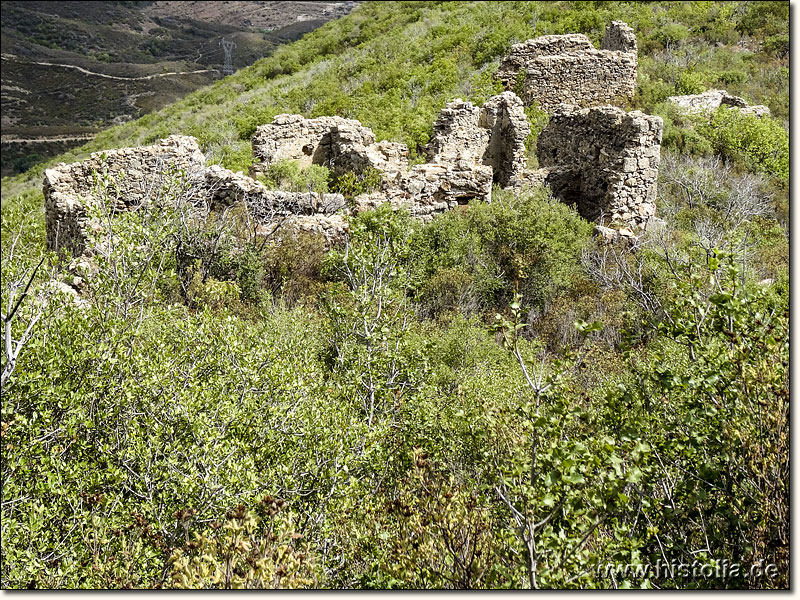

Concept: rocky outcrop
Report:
left=495, top=21, right=637, bottom=111
left=667, top=89, right=771, bottom=118
left=44, top=135, right=206, bottom=255
left=536, top=104, right=662, bottom=228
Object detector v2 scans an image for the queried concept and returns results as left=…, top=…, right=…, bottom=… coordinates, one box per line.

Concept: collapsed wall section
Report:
left=479, top=92, right=531, bottom=187
left=45, top=90, right=666, bottom=269
left=248, top=94, right=530, bottom=218
left=43, top=137, right=351, bottom=258
left=667, top=89, right=771, bottom=118
left=251, top=114, right=377, bottom=172
left=495, top=21, right=637, bottom=111
left=43, top=135, right=206, bottom=255
left=536, top=104, right=662, bottom=227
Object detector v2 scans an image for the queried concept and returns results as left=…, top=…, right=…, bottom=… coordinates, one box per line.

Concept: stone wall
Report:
left=536, top=104, right=662, bottom=228
left=45, top=92, right=665, bottom=273
left=479, top=92, right=530, bottom=187
left=43, top=137, right=352, bottom=257
left=249, top=93, right=529, bottom=219
left=667, top=89, right=771, bottom=118
left=495, top=21, right=637, bottom=111
left=251, top=114, right=377, bottom=173
left=44, top=135, right=206, bottom=254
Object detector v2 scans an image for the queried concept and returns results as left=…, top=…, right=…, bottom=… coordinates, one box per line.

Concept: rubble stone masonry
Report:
left=495, top=21, right=637, bottom=111
left=536, top=104, right=662, bottom=228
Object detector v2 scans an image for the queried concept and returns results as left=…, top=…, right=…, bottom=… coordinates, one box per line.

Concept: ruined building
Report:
left=44, top=136, right=348, bottom=255
left=249, top=91, right=530, bottom=221
left=535, top=104, right=662, bottom=227
left=495, top=21, right=637, bottom=111
left=44, top=89, right=663, bottom=266
left=667, top=89, right=771, bottom=118
left=44, top=136, right=206, bottom=255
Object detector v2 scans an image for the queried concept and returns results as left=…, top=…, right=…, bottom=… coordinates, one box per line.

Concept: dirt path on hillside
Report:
left=1, top=54, right=217, bottom=81
left=1, top=134, right=97, bottom=144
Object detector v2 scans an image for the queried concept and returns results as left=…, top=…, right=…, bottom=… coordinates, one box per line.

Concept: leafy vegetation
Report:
left=0, top=0, right=788, bottom=590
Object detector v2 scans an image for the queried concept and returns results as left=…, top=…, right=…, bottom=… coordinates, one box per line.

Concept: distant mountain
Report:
left=0, top=0, right=359, bottom=176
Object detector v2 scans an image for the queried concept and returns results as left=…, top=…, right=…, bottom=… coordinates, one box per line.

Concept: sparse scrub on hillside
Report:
left=0, top=0, right=788, bottom=590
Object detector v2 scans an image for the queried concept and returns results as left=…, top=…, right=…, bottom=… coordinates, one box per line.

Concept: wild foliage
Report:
left=0, top=0, right=788, bottom=590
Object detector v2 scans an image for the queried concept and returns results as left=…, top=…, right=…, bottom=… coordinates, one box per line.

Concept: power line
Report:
left=220, top=38, right=236, bottom=76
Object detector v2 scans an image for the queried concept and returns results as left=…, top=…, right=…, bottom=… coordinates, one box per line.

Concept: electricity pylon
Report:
left=221, top=38, right=236, bottom=76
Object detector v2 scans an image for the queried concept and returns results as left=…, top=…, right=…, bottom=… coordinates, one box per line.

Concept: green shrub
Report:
left=260, top=160, right=330, bottom=193
left=220, top=145, right=254, bottom=174
left=410, top=187, right=593, bottom=313
left=714, top=69, right=748, bottom=86
left=675, top=71, right=705, bottom=95
left=761, top=33, right=789, bottom=59
left=736, top=1, right=789, bottom=38
left=700, top=108, right=789, bottom=185
left=417, top=268, right=481, bottom=319
left=655, top=23, right=689, bottom=47
left=328, top=166, right=382, bottom=200
left=261, top=232, right=329, bottom=305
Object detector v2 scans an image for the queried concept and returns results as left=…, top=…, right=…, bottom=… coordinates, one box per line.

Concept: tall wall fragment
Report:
left=424, top=92, right=530, bottom=187
left=536, top=104, right=662, bottom=227
left=495, top=21, right=637, bottom=111
left=479, top=92, right=530, bottom=187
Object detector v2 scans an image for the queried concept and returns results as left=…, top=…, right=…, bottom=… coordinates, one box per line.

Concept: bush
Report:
left=761, top=34, right=789, bottom=59
left=410, top=187, right=593, bottom=313
left=328, top=166, right=382, bottom=200
left=261, top=232, right=329, bottom=305
left=700, top=108, right=789, bottom=185
left=259, top=160, right=330, bottom=193
left=655, top=23, right=689, bottom=47
left=675, top=71, right=705, bottom=95
left=417, top=268, right=481, bottom=319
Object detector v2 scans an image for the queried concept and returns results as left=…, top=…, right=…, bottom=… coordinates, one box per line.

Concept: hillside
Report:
left=0, top=1, right=789, bottom=590
left=0, top=0, right=358, bottom=176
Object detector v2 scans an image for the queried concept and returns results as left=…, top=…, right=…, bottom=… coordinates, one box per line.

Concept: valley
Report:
left=0, top=0, right=358, bottom=176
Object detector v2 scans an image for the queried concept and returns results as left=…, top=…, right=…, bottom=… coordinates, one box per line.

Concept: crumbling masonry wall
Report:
left=250, top=114, right=410, bottom=178
left=251, top=92, right=530, bottom=221
left=44, top=136, right=206, bottom=255
left=45, top=92, right=665, bottom=270
left=495, top=21, right=637, bottom=111
left=667, top=89, right=771, bottom=118
left=44, top=137, right=349, bottom=255
left=536, top=104, right=662, bottom=227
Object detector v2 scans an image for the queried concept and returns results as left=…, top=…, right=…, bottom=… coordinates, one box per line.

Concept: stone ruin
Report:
left=534, top=104, right=662, bottom=228
left=249, top=91, right=530, bottom=221
left=44, top=91, right=664, bottom=282
left=44, top=136, right=206, bottom=256
left=44, top=136, right=349, bottom=256
left=495, top=21, right=637, bottom=111
left=667, top=89, right=771, bottom=118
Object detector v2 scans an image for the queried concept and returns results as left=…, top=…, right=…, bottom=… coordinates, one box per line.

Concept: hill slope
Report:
left=0, top=0, right=358, bottom=176
left=0, top=1, right=789, bottom=590
left=2, top=1, right=788, bottom=197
